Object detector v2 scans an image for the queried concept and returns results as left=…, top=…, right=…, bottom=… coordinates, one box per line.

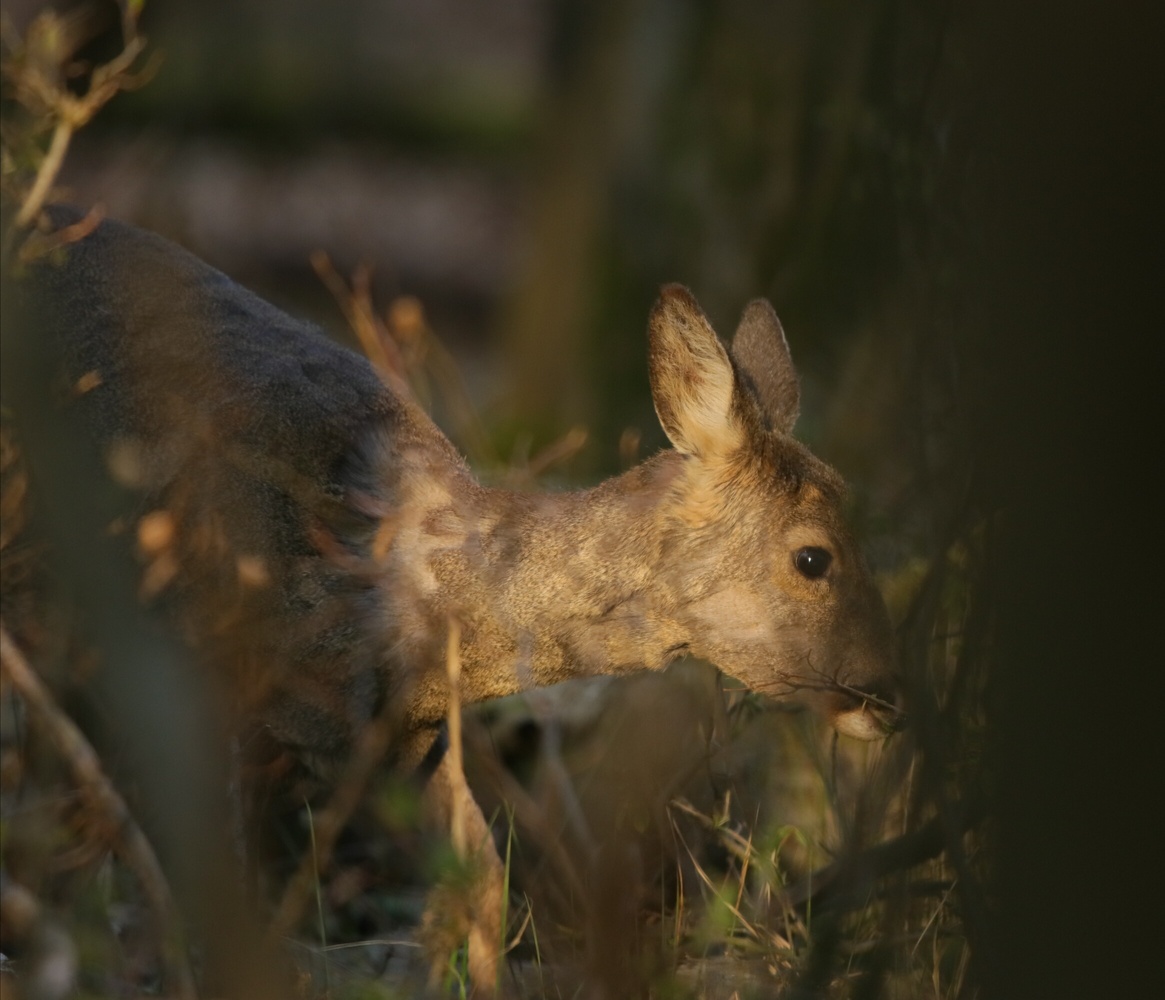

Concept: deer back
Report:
left=23, top=206, right=458, bottom=770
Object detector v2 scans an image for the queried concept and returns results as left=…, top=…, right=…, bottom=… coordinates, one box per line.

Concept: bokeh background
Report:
left=27, top=0, right=961, bottom=556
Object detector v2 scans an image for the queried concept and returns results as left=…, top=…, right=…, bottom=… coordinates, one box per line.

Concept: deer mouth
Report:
left=828, top=685, right=906, bottom=741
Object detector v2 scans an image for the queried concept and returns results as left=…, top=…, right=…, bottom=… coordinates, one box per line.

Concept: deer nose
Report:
left=830, top=679, right=907, bottom=740
left=851, top=679, right=908, bottom=732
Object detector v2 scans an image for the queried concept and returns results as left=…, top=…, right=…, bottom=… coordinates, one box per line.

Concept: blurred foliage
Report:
left=0, top=0, right=150, bottom=237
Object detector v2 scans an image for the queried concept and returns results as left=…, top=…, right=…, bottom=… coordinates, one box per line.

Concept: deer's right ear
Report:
left=647, top=285, right=745, bottom=459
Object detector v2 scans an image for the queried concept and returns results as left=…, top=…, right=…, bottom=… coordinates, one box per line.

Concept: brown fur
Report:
left=20, top=210, right=902, bottom=991
left=24, top=214, right=901, bottom=756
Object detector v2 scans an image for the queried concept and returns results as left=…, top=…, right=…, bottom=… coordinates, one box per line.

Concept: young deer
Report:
left=21, top=206, right=902, bottom=988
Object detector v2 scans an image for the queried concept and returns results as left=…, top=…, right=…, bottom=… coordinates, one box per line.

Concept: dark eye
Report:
left=794, top=546, right=832, bottom=579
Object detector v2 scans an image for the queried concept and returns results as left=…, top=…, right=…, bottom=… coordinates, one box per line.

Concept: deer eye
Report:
left=794, top=546, right=832, bottom=579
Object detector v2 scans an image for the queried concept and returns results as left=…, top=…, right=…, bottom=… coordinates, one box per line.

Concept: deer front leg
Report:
left=420, top=739, right=507, bottom=997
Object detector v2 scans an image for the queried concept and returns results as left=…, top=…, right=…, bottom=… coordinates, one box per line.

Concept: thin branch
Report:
left=445, top=615, right=466, bottom=857
left=0, top=623, right=198, bottom=1000
left=8, top=11, right=150, bottom=234
left=14, top=118, right=73, bottom=228
left=310, top=251, right=403, bottom=381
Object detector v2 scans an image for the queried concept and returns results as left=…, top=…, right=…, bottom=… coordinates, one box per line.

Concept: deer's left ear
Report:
left=730, top=298, right=800, bottom=435
left=647, top=285, right=745, bottom=460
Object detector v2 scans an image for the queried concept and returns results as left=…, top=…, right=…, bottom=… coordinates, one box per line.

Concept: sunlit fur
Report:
left=27, top=212, right=902, bottom=774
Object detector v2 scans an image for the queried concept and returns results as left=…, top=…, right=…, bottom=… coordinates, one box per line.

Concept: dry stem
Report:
left=0, top=623, right=198, bottom=1000
left=445, top=615, right=466, bottom=857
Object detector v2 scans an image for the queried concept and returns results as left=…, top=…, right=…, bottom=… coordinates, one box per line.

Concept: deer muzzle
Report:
left=828, top=682, right=906, bottom=741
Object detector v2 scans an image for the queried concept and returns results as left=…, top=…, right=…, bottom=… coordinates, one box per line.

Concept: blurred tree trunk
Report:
left=961, top=1, right=1162, bottom=995
left=499, top=0, right=637, bottom=438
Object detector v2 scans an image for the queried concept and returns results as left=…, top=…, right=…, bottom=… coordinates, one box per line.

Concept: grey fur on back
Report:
left=26, top=207, right=420, bottom=767
left=33, top=206, right=395, bottom=492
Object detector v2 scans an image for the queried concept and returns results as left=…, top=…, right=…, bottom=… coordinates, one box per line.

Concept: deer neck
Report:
left=399, top=452, right=693, bottom=707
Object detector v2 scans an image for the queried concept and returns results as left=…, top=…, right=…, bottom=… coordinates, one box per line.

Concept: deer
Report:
left=14, top=205, right=903, bottom=993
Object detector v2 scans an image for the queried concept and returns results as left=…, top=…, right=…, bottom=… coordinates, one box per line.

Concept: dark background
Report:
left=29, top=0, right=958, bottom=517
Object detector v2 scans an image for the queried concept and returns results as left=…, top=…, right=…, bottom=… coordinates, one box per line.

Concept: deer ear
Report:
left=729, top=298, right=800, bottom=434
left=647, top=284, right=744, bottom=458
